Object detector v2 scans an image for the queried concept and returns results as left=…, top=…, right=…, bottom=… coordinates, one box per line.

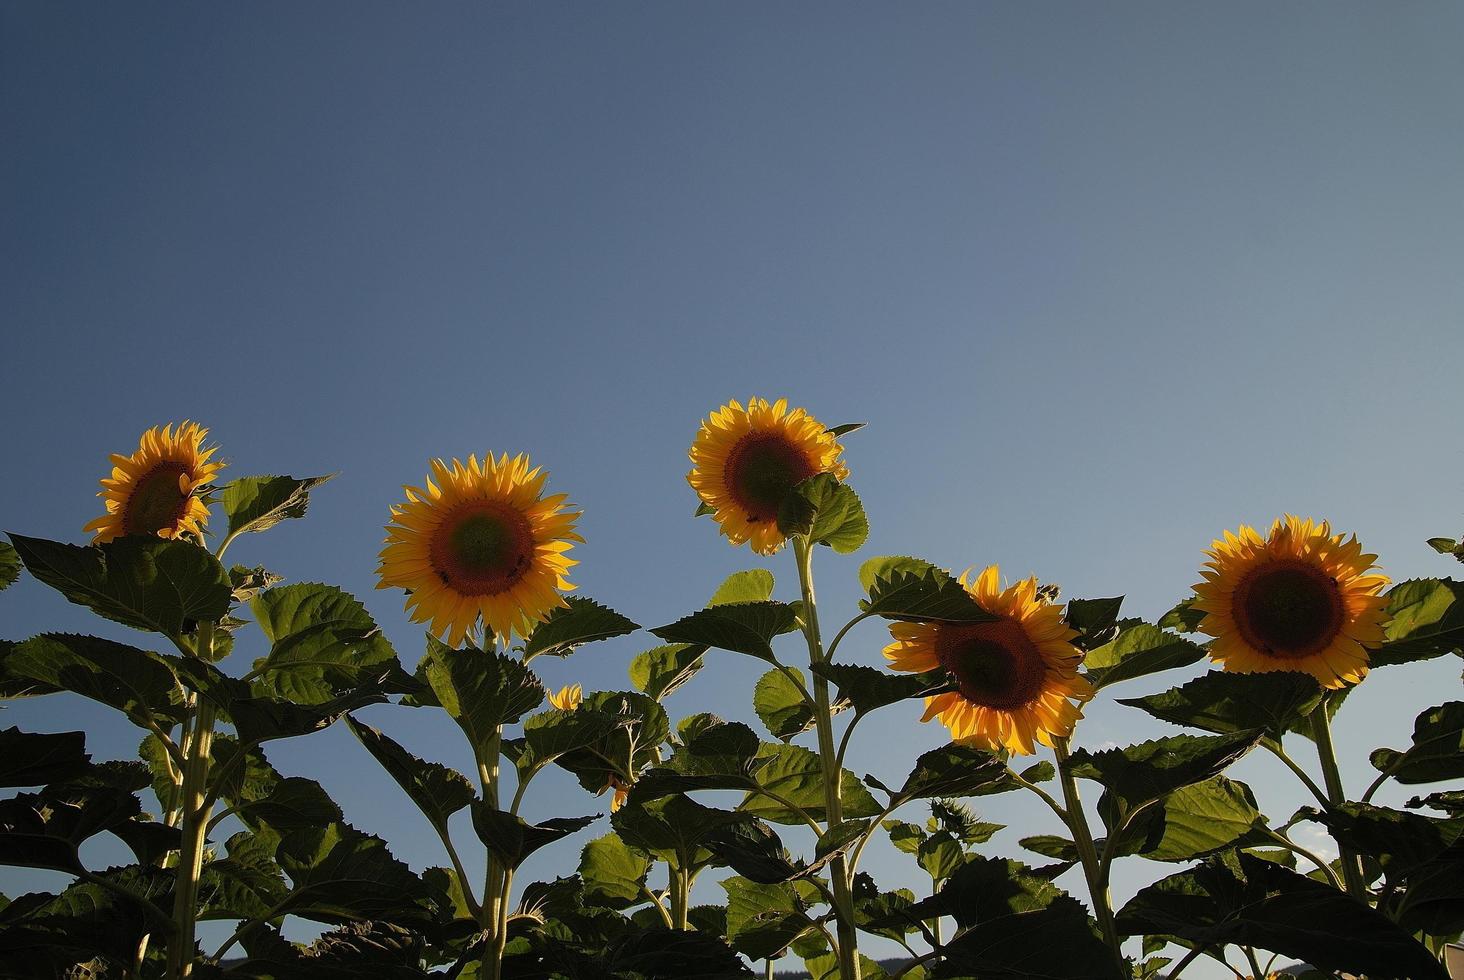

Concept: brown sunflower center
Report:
left=933, top=619, right=1047, bottom=710
left=429, top=502, right=536, bottom=596
left=122, top=462, right=193, bottom=536
left=1231, top=559, right=1345, bottom=658
left=723, top=432, right=818, bottom=521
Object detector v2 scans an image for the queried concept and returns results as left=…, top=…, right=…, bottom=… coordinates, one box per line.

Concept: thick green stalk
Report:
left=489, top=867, right=514, bottom=980
left=166, top=626, right=218, bottom=979
left=670, top=866, right=690, bottom=930
left=793, top=537, right=860, bottom=980
left=1052, top=738, right=1122, bottom=964
left=479, top=725, right=505, bottom=978
left=1310, top=706, right=1367, bottom=900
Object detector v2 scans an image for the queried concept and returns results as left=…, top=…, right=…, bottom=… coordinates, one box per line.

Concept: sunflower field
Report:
left=2, top=401, right=1462, bottom=980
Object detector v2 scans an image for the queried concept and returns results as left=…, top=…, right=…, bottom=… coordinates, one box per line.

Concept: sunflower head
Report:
left=884, top=565, right=1092, bottom=755
left=687, top=397, right=849, bottom=555
left=548, top=683, right=583, bottom=711
left=1193, top=515, right=1389, bottom=689
left=377, top=453, right=582, bottom=648
left=599, top=773, right=631, bottom=812
left=83, top=422, right=224, bottom=544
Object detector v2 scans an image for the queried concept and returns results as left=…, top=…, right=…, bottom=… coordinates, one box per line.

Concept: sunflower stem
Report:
left=1309, top=701, right=1368, bottom=900
left=1052, top=737, right=1122, bottom=966
left=166, top=624, right=218, bottom=980
left=793, top=536, right=861, bottom=980
left=479, top=722, right=506, bottom=978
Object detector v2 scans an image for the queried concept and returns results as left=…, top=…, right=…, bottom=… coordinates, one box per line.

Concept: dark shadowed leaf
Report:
left=1083, top=623, right=1207, bottom=691
left=629, top=643, right=705, bottom=699
left=516, top=702, right=636, bottom=775
left=0, top=729, right=90, bottom=788
left=470, top=806, right=599, bottom=870
left=1369, top=701, right=1464, bottom=785
left=1116, top=850, right=1447, bottom=979
left=721, top=876, right=817, bottom=961
left=652, top=602, right=800, bottom=664
left=810, top=663, right=947, bottom=717
left=198, top=830, right=289, bottom=921
left=8, top=534, right=231, bottom=635
left=1157, top=598, right=1207, bottom=634
left=222, top=474, right=335, bottom=539
left=1065, top=597, right=1124, bottom=651
left=0, top=540, right=19, bottom=591
left=1118, top=671, right=1324, bottom=739
left=1067, top=732, right=1261, bottom=817
left=345, top=717, right=476, bottom=830
left=887, top=742, right=1016, bottom=805
left=4, top=633, right=186, bottom=729
left=275, top=822, right=436, bottom=925
left=522, top=596, right=638, bottom=660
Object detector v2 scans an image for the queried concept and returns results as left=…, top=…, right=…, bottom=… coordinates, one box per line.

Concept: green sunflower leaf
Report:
left=777, top=474, right=869, bottom=554
left=198, top=830, right=290, bottom=922
left=345, top=717, right=476, bottom=831
left=0, top=867, right=174, bottom=969
left=859, top=566, right=995, bottom=624
left=753, top=666, right=816, bottom=741
left=470, top=806, right=599, bottom=871
left=651, top=601, right=800, bottom=664
left=274, top=822, right=437, bottom=925
left=709, top=569, right=775, bottom=606
left=1157, top=598, right=1207, bottom=634
left=1067, top=732, right=1262, bottom=817
left=1102, top=775, right=1270, bottom=863
left=1083, top=622, right=1207, bottom=691
left=0, top=777, right=143, bottom=873
left=885, top=742, right=1018, bottom=805
left=7, top=534, right=231, bottom=636
left=249, top=583, right=401, bottom=705
left=701, top=817, right=802, bottom=884
left=721, top=876, right=817, bottom=961
left=809, top=663, right=947, bottom=717
left=579, top=832, right=651, bottom=910
left=0, top=729, right=90, bottom=788
left=629, top=643, right=705, bottom=699
left=1116, top=851, right=1448, bottom=979
left=612, top=793, right=748, bottom=867
left=414, top=636, right=544, bottom=759
left=1117, top=670, right=1326, bottom=739
left=1064, top=596, right=1124, bottom=651
left=0, top=540, right=20, bottom=591
left=857, top=555, right=940, bottom=591
left=1373, top=578, right=1464, bottom=667
left=522, top=595, right=639, bottom=660
left=3, top=633, right=188, bottom=730
left=516, top=702, right=636, bottom=776
left=221, top=474, right=335, bottom=540
left=1368, top=701, right=1464, bottom=785
left=742, top=742, right=880, bottom=825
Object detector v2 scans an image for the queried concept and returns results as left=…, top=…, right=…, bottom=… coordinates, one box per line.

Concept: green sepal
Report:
left=7, top=533, right=231, bottom=636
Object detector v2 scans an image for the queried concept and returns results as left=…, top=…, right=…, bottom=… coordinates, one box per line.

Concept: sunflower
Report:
left=687, top=397, right=849, bottom=555
left=83, top=422, right=224, bottom=544
left=548, top=683, right=583, bottom=711
left=1193, top=515, right=1389, bottom=689
left=884, top=565, right=1092, bottom=755
left=377, top=453, right=582, bottom=647
left=599, top=773, right=630, bottom=812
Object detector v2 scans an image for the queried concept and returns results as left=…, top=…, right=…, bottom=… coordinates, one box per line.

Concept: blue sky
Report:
left=4, top=4, right=1463, bottom=974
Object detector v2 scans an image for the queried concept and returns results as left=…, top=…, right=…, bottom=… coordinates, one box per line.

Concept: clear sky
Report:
left=4, top=4, right=1464, bottom=975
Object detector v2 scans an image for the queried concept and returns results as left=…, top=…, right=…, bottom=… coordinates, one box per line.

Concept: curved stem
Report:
left=793, top=536, right=861, bottom=980
left=1008, top=769, right=1068, bottom=823
left=1166, top=944, right=1208, bottom=978
left=1052, top=737, right=1122, bottom=966
left=1260, top=737, right=1330, bottom=808
left=1263, top=827, right=1343, bottom=891
left=641, top=883, right=673, bottom=929
left=824, top=611, right=872, bottom=664
left=1310, top=706, right=1367, bottom=900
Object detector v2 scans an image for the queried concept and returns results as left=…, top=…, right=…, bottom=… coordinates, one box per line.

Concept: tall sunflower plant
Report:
left=2, top=407, right=1463, bottom=980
